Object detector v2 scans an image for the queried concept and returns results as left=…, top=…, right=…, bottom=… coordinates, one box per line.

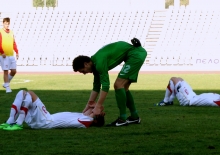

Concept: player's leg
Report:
left=4, top=91, right=32, bottom=130
left=108, top=47, right=146, bottom=126
left=1, top=57, right=12, bottom=93
left=8, top=56, right=17, bottom=83
left=111, top=78, right=129, bottom=126
left=125, top=82, right=141, bottom=124
left=175, top=80, right=196, bottom=106
left=22, top=97, right=53, bottom=129
left=3, top=70, right=12, bottom=93
left=8, top=69, right=16, bottom=82
left=155, top=77, right=184, bottom=106
left=0, top=90, right=24, bottom=129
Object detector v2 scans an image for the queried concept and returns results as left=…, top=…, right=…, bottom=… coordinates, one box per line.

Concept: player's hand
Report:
left=92, top=104, right=104, bottom=116
left=131, top=38, right=142, bottom=47
left=2, top=53, right=6, bottom=58
left=16, top=54, right=19, bottom=60
left=82, top=101, right=96, bottom=113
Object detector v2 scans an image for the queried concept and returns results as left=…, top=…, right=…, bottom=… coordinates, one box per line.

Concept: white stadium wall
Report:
left=0, top=0, right=219, bottom=72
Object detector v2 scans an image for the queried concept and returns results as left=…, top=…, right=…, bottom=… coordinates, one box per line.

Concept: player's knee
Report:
left=17, top=90, right=24, bottom=97
left=11, top=70, right=16, bottom=75
left=170, top=77, right=177, bottom=81
left=114, top=82, right=122, bottom=89
left=14, top=90, right=25, bottom=103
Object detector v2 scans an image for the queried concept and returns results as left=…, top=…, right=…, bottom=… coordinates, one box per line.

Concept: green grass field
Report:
left=0, top=73, right=220, bottom=155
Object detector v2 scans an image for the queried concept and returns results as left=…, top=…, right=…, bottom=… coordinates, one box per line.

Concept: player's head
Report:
left=72, top=55, right=93, bottom=74
left=3, top=17, right=10, bottom=29
left=92, top=115, right=105, bottom=127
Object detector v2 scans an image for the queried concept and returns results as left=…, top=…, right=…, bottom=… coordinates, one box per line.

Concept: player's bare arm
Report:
left=82, top=91, right=99, bottom=113
left=92, top=90, right=107, bottom=115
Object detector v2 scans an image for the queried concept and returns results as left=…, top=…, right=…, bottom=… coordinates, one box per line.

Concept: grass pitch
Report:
left=0, top=73, right=220, bottom=155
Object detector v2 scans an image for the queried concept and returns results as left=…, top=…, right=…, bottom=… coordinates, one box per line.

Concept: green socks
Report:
left=115, top=89, right=139, bottom=120
left=115, top=88, right=127, bottom=120
left=126, top=90, right=139, bottom=119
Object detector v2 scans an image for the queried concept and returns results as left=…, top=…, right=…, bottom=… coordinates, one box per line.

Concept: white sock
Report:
left=8, top=74, right=13, bottom=82
left=16, top=94, right=31, bottom=125
left=16, top=113, right=26, bottom=125
left=6, top=107, right=17, bottom=124
left=163, top=80, right=174, bottom=103
left=4, top=82, right=9, bottom=87
left=169, top=93, right=175, bottom=102
left=6, top=90, right=24, bottom=124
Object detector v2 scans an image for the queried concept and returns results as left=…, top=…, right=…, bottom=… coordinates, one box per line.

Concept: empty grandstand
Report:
left=0, top=0, right=219, bottom=72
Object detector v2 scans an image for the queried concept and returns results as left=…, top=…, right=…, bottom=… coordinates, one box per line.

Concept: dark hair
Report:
left=72, top=55, right=91, bottom=72
left=92, top=115, right=105, bottom=127
left=3, top=17, right=10, bottom=23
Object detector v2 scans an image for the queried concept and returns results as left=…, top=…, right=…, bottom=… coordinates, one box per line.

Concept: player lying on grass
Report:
left=155, top=77, right=220, bottom=106
left=0, top=90, right=105, bottom=130
left=72, top=38, right=147, bottom=127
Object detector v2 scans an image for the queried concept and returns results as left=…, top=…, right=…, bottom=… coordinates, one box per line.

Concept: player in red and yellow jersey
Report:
left=0, top=17, right=19, bottom=93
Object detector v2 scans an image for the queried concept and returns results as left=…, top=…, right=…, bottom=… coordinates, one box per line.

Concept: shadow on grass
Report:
left=1, top=89, right=220, bottom=155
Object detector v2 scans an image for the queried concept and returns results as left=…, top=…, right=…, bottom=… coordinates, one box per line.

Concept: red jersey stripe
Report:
left=214, top=100, right=220, bottom=106
left=78, top=119, right=93, bottom=128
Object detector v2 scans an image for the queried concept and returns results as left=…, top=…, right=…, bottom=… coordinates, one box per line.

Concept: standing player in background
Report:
left=155, top=77, right=220, bottom=106
left=72, top=38, right=147, bottom=127
left=0, top=17, right=19, bottom=93
left=0, top=90, right=105, bottom=130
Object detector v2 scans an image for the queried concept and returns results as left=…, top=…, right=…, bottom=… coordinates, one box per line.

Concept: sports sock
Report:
left=8, top=74, right=13, bottom=82
left=163, top=80, right=174, bottom=103
left=16, top=110, right=26, bottom=125
left=115, top=88, right=127, bottom=121
left=169, top=93, right=175, bottom=102
left=6, top=90, right=23, bottom=124
left=4, top=82, right=9, bottom=87
left=126, top=90, right=139, bottom=119
left=16, top=93, right=31, bottom=125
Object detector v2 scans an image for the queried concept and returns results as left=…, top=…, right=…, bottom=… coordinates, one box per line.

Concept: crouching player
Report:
left=0, top=90, right=105, bottom=130
left=155, top=77, right=220, bottom=106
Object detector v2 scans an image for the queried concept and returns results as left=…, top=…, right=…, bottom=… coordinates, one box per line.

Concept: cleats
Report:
left=106, top=117, right=128, bottom=127
left=2, top=83, right=12, bottom=93
left=3, top=124, right=23, bottom=131
left=155, top=100, right=173, bottom=106
left=2, top=83, right=6, bottom=88
left=6, top=87, right=12, bottom=93
left=0, top=123, right=10, bottom=129
left=126, top=116, right=141, bottom=124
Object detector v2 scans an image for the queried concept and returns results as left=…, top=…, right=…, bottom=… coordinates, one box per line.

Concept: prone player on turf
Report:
left=155, top=77, right=220, bottom=106
left=72, top=38, right=147, bottom=126
left=0, top=90, right=105, bottom=130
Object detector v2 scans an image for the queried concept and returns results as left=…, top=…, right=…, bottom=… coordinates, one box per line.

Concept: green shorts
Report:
left=118, top=47, right=147, bottom=82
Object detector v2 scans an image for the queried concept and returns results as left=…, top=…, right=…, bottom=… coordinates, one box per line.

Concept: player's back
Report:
left=91, top=41, right=134, bottom=70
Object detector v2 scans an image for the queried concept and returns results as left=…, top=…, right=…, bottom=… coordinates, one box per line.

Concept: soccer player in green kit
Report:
left=72, top=38, right=147, bottom=126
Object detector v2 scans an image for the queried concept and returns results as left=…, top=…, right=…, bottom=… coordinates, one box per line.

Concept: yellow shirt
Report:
left=0, top=28, right=14, bottom=56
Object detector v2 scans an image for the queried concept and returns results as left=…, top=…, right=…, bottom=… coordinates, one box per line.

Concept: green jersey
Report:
left=91, top=41, right=135, bottom=92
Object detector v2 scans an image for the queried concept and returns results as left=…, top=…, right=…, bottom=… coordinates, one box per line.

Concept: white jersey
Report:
left=51, top=112, right=93, bottom=129
left=190, top=93, right=220, bottom=106
left=175, top=81, right=220, bottom=106
left=25, top=98, right=93, bottom=129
